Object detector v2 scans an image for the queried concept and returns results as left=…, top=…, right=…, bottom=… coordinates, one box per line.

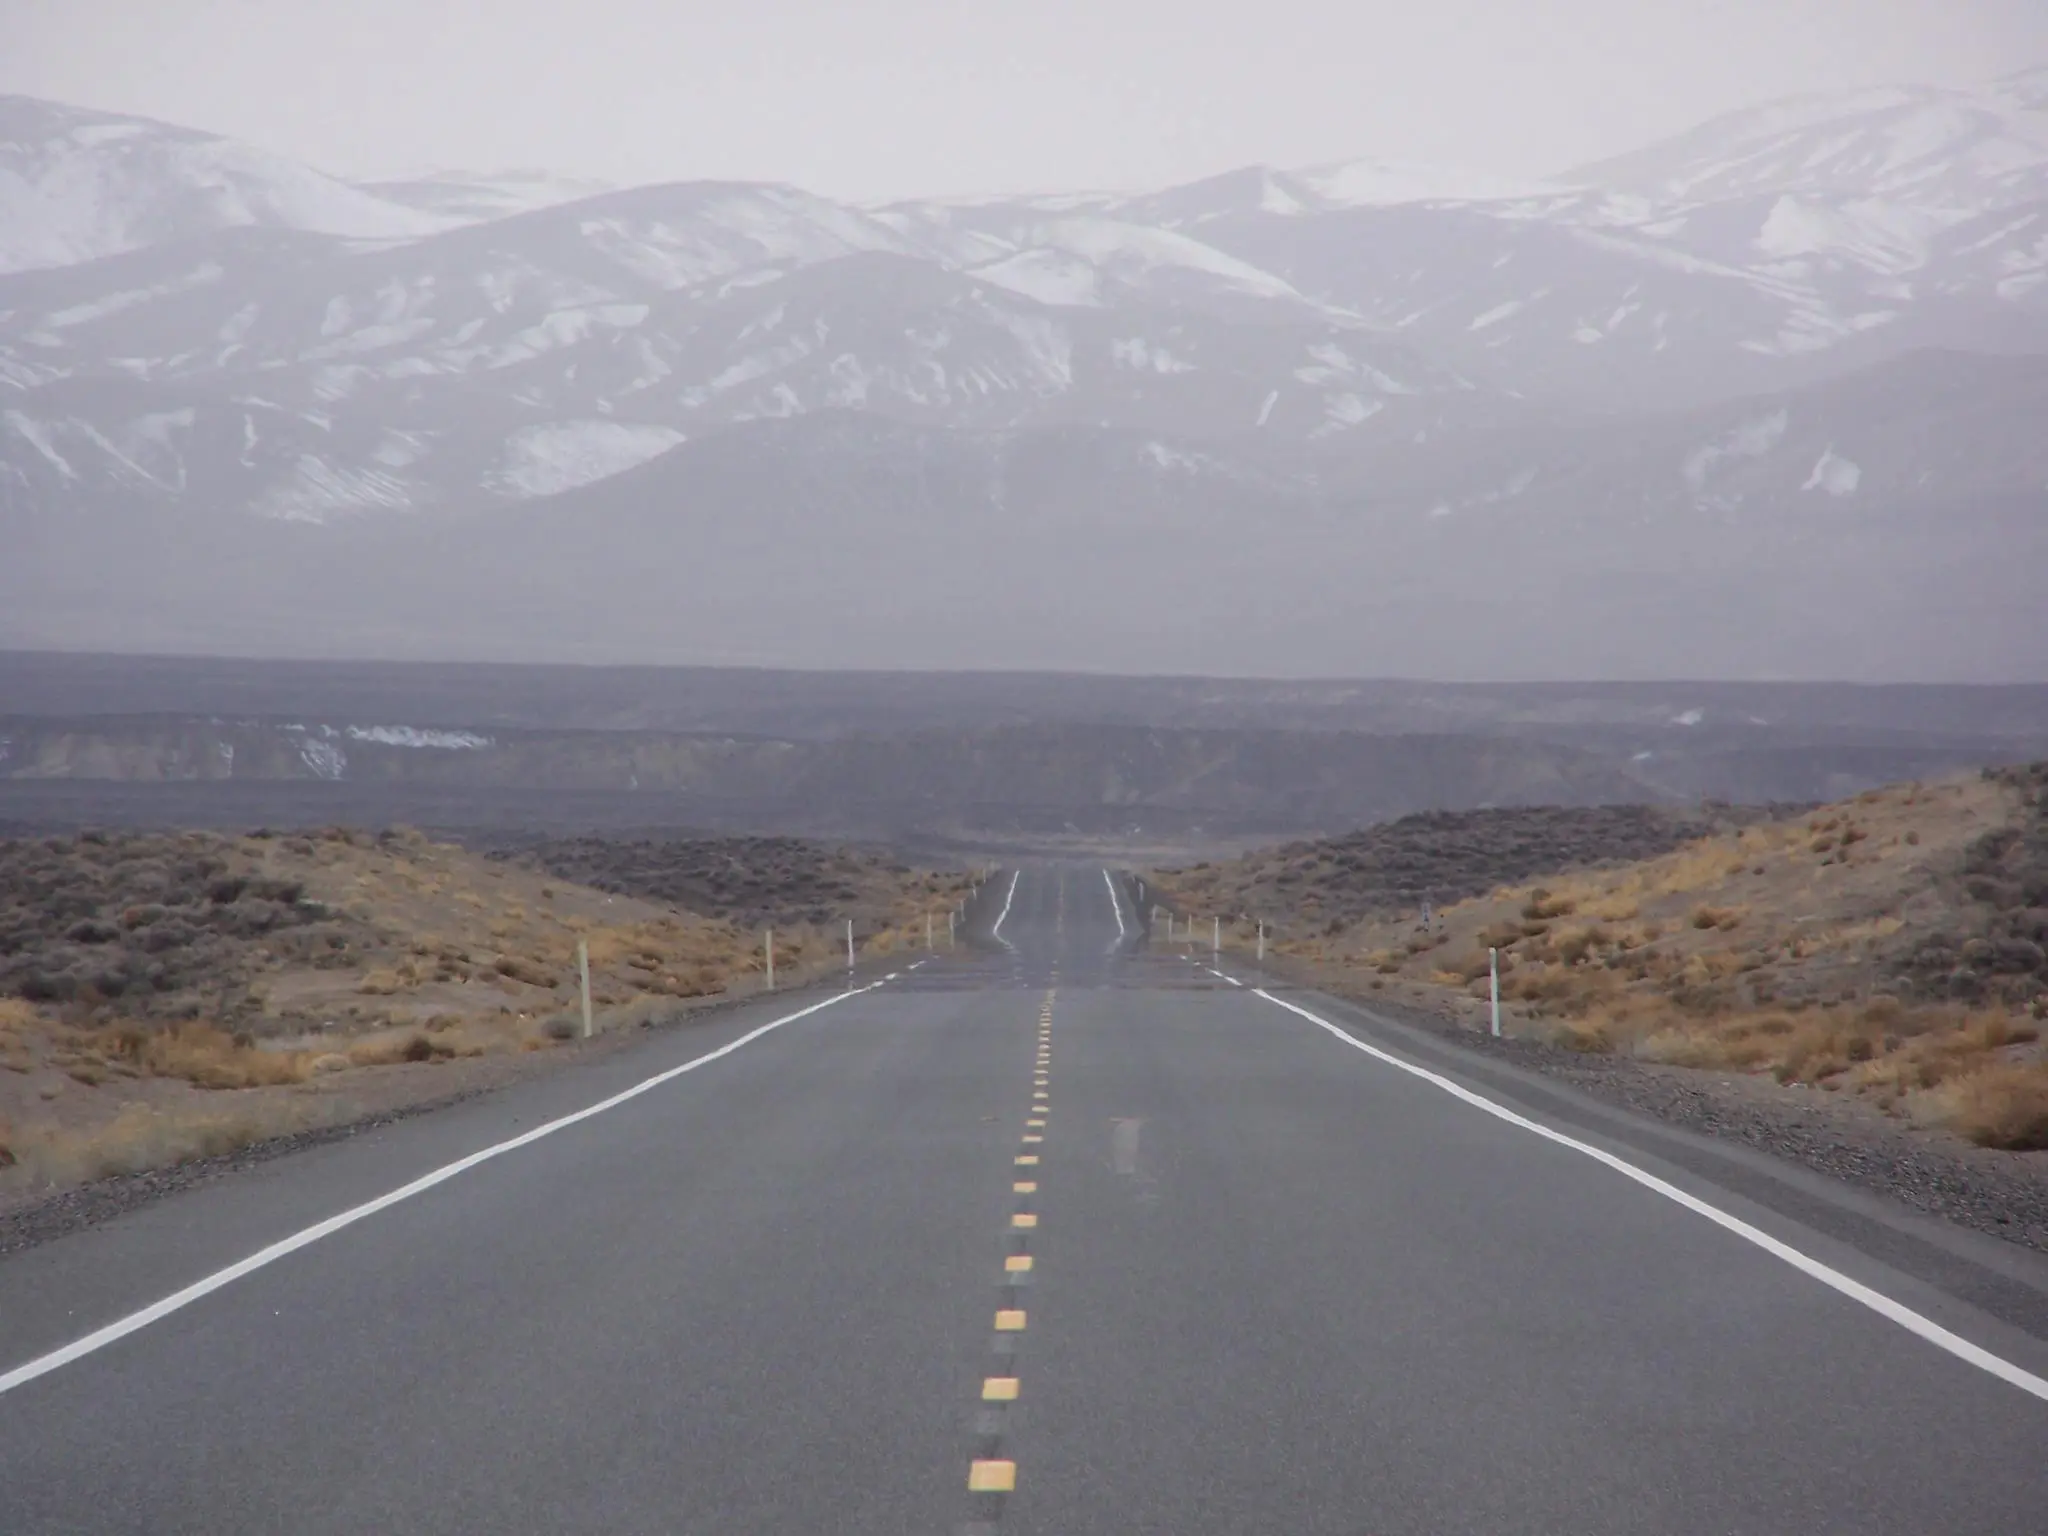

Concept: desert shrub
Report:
left=1931, top=1064, right=2048, bottom=1149
left=494, top=955, right=557, bottom=988
left=117, top=1024, right=311, bottom=1089
left=136, top=920, right=201, bottom=954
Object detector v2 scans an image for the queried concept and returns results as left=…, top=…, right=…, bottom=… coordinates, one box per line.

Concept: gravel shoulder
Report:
left=1292, top=963, right=2048, bottom=1254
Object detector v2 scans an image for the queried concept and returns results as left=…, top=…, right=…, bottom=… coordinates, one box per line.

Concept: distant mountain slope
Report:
left=5, top=381, right=2042, bottom=682
left=354, top=170, right=618, bottom=221
left=0, top=97, right=455, bottom=275
left=1564, top=67, right=2048, bottom=211
left=3, top=68, right=2047, bottom=679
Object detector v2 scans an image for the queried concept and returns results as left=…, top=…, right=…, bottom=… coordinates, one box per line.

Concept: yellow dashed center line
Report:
left=969, top=1459, right=1017, bottom=1492
left=966, top=984, right=1060, bottom=1515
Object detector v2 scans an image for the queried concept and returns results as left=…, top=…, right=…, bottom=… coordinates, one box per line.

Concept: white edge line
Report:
left=0, top=981, right=884, bottom=1399
left=1102, top=868, right=1127, bottom=939
left=1252, top=988, right=2048, bottom=1404
left=992, top=869, right=1021, bottom=948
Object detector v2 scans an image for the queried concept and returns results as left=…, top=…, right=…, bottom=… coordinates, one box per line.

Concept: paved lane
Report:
left=2, top=867, right=2045, bottom=1534
left=0, top=959, right=1040, bottom=1534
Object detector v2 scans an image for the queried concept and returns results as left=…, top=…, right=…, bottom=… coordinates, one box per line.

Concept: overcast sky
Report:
left=4, top=0, right=2045, bottom=198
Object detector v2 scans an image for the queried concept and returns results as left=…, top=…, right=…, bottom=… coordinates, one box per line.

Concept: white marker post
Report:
left=847, top=918, right=855, bottom=971
left=765, top=927, right=775, bottom=992
left=578, top=939, right=593, bottom=1039
left=1490, top=948, right=1501, bottom=1037
left=1257, top=921, right=1266, bottom=963
left=927, top=912, right=934, bottom=950
left=1212, top=916, right=1220, bottom=958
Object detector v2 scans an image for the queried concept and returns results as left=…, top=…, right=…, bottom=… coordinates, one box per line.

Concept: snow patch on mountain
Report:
left=972, top=249, right=1102, bottom=307
left=1803, top=447, right=1862, bottom=496
left=1111, top=337, right=1193, bottom=374
left=0, top=96, right=455, bottom=275
left=1026, top=218, right=1301, bottom=302
left=991, top=311, right=1074, bottom=388
left=2, top=410, right=77, bottom=479
left=490, top=421, right=684, bottom=497
left=1565, top=70, right=2048, bottom=211
left=1683, top=408, right=1790, bottom=498
left=44, top=263, right=226, bottom=329
left=252, top=455, right=424, bottom=522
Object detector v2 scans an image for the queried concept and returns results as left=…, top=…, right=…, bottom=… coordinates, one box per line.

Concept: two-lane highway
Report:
left=3, top=867, right=2046, bottom=1533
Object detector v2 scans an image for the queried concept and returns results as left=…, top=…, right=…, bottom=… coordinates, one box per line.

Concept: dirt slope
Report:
left=1156, top=768, right=2048, bottom=1150
left=1154, top=802, right=1790, bottom=934
left=0, top=827, right=966, bottom=1196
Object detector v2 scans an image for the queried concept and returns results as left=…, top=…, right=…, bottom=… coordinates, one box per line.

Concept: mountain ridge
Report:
left=2, top=72, right=2044, bottom=679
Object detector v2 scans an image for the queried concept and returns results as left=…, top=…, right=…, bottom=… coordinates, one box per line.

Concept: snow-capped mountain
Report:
left=1566, top=68, right=2048, bottom=211
left=2, top=67, right=2045, bottom=678
left=0, top=97, right=457, bottom=276
left=0, top=180, right=1504, bottom=521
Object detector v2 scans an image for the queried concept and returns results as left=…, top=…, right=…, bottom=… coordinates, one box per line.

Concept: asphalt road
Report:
left=2, top=866, right=2046, bottom=1533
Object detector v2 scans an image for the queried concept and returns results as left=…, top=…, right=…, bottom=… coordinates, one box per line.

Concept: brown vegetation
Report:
left=1155, top=802, right=1790, bottom=934
left=1158, top=768, right=2048, bottom=1150
left=1, top=826, right=968, bottom=1195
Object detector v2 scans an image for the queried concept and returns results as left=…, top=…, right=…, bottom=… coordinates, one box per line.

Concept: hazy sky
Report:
left=4, top=0, right=2046, bottom=198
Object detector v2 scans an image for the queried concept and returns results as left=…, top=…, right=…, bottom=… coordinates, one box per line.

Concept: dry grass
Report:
left=1927, top=1064, right=2048, bottom=1149
left=1215, top=769, right=2048, bottom=1149
left=1, top=1101, right=316, bottom=1188
left=0, top=824, right=972, bottom=1196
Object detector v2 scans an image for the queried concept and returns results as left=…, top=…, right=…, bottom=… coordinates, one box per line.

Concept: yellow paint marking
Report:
left=1027, top=1117, right=1044, bottom=1127
left=1022, top=1134, right=1042, bottom=1143
left=1033, top=1091, right=1048, bottom=1100
left=995, top=1309, right=1028, bottom=1329
left=982, top=1376, right=1021, bottom=1401
left=1012, top=1213, right=1038, bottom=1229
left=1015, top=1155, right=1038, bottom=1165
left=969, top=1459, right=1016, bottom=1492
left=1014, top=1181, right=1037, bottom=1193
left=1005, top=1254, right=1034, bottom=1272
